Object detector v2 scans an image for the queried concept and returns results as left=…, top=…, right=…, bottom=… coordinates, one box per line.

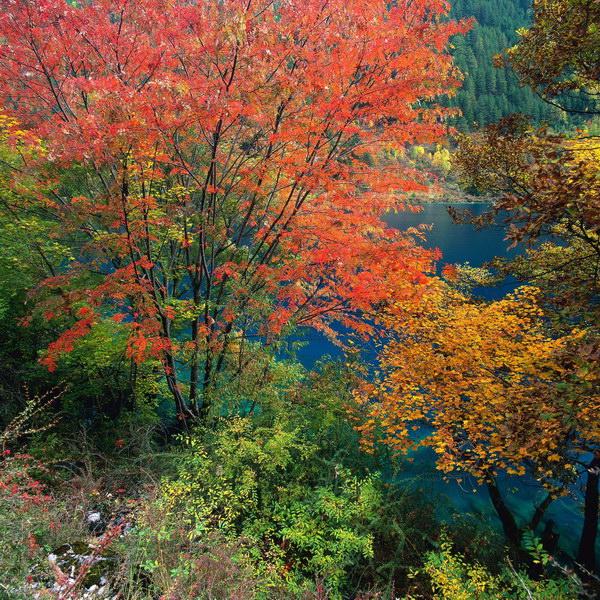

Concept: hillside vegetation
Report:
left=448, top=0, right=564, bottom=129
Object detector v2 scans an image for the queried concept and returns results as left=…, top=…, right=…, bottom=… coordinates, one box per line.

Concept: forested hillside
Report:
left=448, top=0, right=563, bottom=129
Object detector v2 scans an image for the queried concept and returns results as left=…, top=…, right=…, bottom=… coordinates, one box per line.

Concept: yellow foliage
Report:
left=356, top=281, right=600, bottom=484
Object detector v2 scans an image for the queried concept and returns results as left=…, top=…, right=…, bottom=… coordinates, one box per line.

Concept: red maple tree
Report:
left=0, top=0, right=466, bottom=419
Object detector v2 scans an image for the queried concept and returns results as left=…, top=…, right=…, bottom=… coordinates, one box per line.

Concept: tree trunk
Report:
left=487, top=480, right=521, bottom=548
left=577, top=453, right=600, bottom=574
left=163, top=348, right=194, bottom=428
left=529, top=493, right=554, bottom=531
left=189, top=317, right=200, bottom=411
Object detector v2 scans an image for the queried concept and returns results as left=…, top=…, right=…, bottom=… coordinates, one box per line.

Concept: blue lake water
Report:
left=293, top=202, right=592, bottom=561
left=386, top=202, right=515, bottom=270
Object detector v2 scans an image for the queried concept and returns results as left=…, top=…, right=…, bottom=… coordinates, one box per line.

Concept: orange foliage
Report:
left=356, top=282, right=600, bottom=484
left=0, top=0, right=468, bottom=415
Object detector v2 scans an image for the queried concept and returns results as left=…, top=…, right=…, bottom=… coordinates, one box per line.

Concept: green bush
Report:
left=413, top=533, right=580, bottom=600
left=118, top=361, right=436, bottom=598
left=153, top=416, right=377, bottom=598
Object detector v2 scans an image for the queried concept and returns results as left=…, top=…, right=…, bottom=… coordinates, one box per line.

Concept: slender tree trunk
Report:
left=189, top=317, right=200, bottom=411
left=487, top=480, right=521, bottom=548
left=577, top=453, right=600, bottom=573
left=198, top=350, right=213, bottom=422
left=164, top=351, right=191, bottom=418
left=529, top=493, right=554, bottom=531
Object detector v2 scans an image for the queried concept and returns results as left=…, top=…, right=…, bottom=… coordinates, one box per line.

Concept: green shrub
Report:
left=414, top=533, right=580, bottom=600
left=154, top=416, right=378, bottom=598
left=120, top=360, right=442, bottom=599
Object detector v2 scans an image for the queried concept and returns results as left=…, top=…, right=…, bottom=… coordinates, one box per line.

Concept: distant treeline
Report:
left=447, top=0, right=577, bottom=130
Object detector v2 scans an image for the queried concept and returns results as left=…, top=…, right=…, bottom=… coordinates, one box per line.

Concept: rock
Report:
left=86, top=510, right=106, bottom=534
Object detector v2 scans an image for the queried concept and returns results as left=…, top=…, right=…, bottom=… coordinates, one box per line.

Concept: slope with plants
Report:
left=448, top=0, right=564, bottom=129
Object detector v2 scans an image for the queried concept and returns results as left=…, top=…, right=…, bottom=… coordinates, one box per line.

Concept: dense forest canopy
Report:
left=448, top=0, right=566, bottom=129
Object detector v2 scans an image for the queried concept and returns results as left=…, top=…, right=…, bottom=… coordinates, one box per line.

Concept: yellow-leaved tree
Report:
left=356, top=281, right=600, bottom=562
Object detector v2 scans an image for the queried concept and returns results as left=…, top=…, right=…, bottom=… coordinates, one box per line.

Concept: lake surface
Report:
left=386, top=201, right=514, bottom=270
left=295, top=202, right=590, bottom=559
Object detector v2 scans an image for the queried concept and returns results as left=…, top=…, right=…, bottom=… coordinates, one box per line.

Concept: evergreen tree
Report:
left=448, top=0, right=567, bottom=130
